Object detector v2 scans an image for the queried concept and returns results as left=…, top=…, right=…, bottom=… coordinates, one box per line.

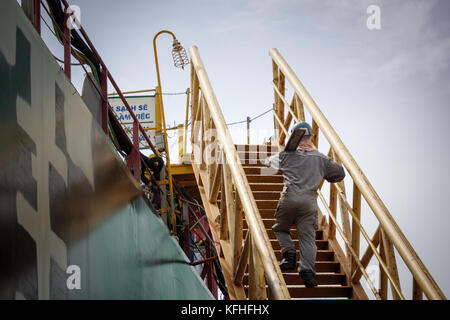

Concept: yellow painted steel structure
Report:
left=107, top=31, right=190, bottom=235
left=153, top=30, right=179, bottom=234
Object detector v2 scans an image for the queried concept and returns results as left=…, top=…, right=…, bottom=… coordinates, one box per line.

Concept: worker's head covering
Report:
left=291, top=122, right=316, bottom=152
left=291, top=121, right=313, bottom=136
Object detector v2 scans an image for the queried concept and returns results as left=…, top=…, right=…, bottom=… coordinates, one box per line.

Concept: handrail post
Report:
left=63, top=9, right=71, bottom=79
left=127, top=119, right=140, bottom=181
left=351, top=182, right=362, bottom=274
left=178, top=124, right=184, bottom=162
left=34, top=0, right=41, bottom=34
left=100, top=67, right=108, bottom=134
left=329, top=183, right=337, bottom=239
left=183, top=88, right=190, bottom=161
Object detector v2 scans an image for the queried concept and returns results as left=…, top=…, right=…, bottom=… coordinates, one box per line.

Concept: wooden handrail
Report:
left=269, top=47, right=446, bottom=300
left=190, top=46, right=290, bottom=300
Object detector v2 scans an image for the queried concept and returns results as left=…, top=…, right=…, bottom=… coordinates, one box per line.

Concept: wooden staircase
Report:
left=188, top=45, right=446, bottom=300
left=236, top=144, right=355, bottom=300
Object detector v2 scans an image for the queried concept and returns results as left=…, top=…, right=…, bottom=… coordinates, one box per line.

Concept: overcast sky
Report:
left=41, top=0, right=450, bottom=298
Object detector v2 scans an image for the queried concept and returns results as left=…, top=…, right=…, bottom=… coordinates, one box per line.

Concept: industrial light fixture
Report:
left=171, top=39, right=189, bottom=69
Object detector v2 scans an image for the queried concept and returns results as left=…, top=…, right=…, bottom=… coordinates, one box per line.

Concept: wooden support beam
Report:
left=272, top=61, right=281, bottom=136
left=234, top=232, right=250, bottom=286
left=294, top=94, right=305, bottom=122
left=379, top=235, right=388, bottom=299
left=279, top=71, right=285, bottom=128
left=331, top=150, right=352, bottom=263
left=209, top=161, right=222, bottom=203
left=190, top=68, right=200, bottom=141
left=273, top=111, right=289, bottom=145
left=272, top=82, right=298, bottom=125
left=222, top=162, right=236, bottom=264
left=381, top=228, right=402, bottom=300
left=329, top=183, right=338, bottom=239
left=200, top=96, right=210, bottom=171
left=413, top=277, right=423, bottom=300
left=278, top=95, right=299, bottom=143
left=219, top=169, right=228, bottom=240
left=352, top=182, right=362, bottom=274
left=207, top=121, right=216, bottom=196
left=232, top=192, right=244, bottom=277
left=191, top=103, right=200, bottom=144
left=248, top=234, right=267, bottom=300
left=352, top=226, right=380, bottom=283
left=190, top=63, right=199, bottom=109
left=311, top=119, right=319, bottom=147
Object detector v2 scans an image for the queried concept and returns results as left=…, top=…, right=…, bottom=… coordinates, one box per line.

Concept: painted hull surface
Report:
left=0, top=0, right=212, bottom=300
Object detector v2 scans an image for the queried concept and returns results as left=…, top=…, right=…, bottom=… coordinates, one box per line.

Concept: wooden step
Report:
left=258, top=209, right=276, bottom=219
left=235, top=145, right=279, bottom=152
left=250, top=191, right=281, bottom=200
left=273, top=250, right=334, bottom=261
left=283, top=273, right=346, bottom=286
left=287, top=286, right=352, bottom=299
left=244, top=285, right=352, bottom=299
left=246, top=175, right=284, bottom=183
left=237, top=154, right=268, bottom=165
left=217, top=190, right=281, bottom=201
left=244, top=229, right=324, bottom=240
left=313, top=261, right=340, bottom=273
left=234, top=144, right=278, bottom=151
left=243, top=166, right=281, bottom=176
left=270, top=239, right=329, bottom=250
left=217, top=200, right=278, bottom=210
left=239, top=159, right=277, bottom=166
left=237, top=162, right=267, bottom=167
left=238, top=151, right=277, bottom=157
left=244, top=218, right=320, bottom=231
left=254, top=200, right=279, bottom=210
left=249, top=184, right=284, bottom=192
left=243, top=273, right=346, bottom=286
left=242, top=261, right=340, bottom=274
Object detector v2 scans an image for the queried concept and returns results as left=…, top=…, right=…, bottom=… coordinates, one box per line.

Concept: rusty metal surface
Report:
left=0, top=0, right=212, bottom=300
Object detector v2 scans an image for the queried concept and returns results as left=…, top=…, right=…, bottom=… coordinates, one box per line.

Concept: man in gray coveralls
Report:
left=264, top=122, right=345, bottom=287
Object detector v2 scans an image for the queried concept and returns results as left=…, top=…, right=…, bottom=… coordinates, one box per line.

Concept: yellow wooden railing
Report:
left=269, top=48, right=446, bottom=300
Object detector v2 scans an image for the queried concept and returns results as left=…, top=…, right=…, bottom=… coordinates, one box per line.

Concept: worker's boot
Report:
left=300, top=270, right=318, bottom=288
left=279, top=250, right=297, bottom=270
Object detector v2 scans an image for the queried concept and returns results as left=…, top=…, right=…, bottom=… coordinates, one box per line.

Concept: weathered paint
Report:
left=0, top=0, right=212, bottom=300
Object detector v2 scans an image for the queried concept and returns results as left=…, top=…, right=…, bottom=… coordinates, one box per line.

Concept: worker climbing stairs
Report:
left=238, top=144, right=354, bottom=299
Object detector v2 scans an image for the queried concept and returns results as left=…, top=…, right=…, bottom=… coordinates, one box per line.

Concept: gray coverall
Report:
left=265, top=149, right=345, bottom=274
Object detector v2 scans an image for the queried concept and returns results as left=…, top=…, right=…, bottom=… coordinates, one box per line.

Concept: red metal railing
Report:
left=38, top=0, right=156, bottom=183
left=31, top=0, right=226, bottom=299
